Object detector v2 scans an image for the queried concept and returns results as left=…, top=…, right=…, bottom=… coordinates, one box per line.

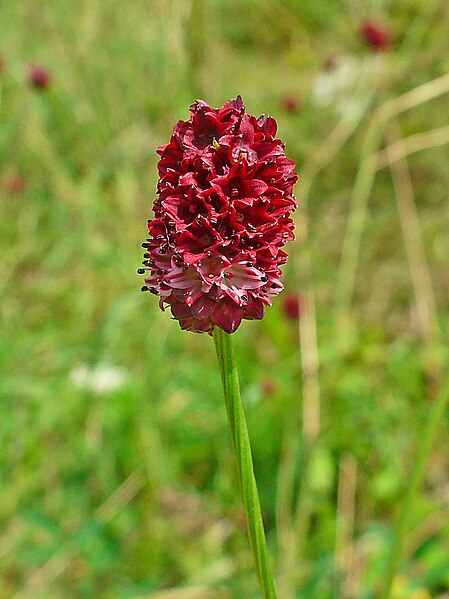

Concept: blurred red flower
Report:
left=323, top=56, right=338, bottom=71
left=282, top=294, right=301, bottom=320
left=5, top=174, right=25, bottom=194
left=28, top=64, right=51, bottom=89
left=261, top=379, right=276, bottom=396
left=281, top=95, right=300, bottom=113
left=360, top=21, right=391, bottom=51
left=140, top=96, right=298, bottom=334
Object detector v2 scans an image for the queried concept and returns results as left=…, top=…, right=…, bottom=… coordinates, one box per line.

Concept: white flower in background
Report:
left=313, top=55, right=386, bottom=121
left=70, top=363, right=129, bottom=395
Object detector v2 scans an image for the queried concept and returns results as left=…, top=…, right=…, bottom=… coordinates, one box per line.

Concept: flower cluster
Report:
left=139, top=96, right=298, bottom=334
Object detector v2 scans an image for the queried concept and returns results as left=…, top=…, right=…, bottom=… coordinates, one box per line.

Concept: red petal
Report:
left=213, top=302, right=243, bottom=334
left=241, top=179, right=268, bottom=197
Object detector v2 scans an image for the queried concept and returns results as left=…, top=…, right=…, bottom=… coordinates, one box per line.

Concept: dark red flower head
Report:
left=281, top=95, right=300, bottom=114
left=324, top=56, right=339, bottom=71
left=282, top=294, right=301, bottom=320
left=28, top=64, right=51, bottom=89
left=139, top=96, right=298, bottom=334
left=5, top=174, right=25, bottom=194
left=360, top=21, right=391, bottom=51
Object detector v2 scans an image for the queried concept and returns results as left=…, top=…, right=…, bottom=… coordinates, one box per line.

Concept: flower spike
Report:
left=140, top=96, right=298, bottom=334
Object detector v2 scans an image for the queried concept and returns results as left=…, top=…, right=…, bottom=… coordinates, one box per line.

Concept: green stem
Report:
left=213, top=327, right=278, bottom=599
left=380, top=373, right=449, bottom=599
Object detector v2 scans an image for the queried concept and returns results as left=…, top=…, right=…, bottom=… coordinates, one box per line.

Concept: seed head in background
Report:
left=139, top=96, right=298, bottom=334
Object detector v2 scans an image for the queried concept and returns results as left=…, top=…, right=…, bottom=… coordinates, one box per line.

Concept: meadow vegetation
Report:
left=1, top=1, right=449, bottom=597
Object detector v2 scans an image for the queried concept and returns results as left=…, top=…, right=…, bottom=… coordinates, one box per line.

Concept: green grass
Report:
left=1, top=1, right=449, bottom=597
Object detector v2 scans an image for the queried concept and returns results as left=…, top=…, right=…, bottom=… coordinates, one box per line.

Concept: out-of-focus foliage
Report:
left=1, top=0, right=449, bottom=597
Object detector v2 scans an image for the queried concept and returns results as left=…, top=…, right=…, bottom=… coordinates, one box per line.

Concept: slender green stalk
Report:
left=213, top=327, right=278, bottom=599
left=380, top=373, right=449, bottom=599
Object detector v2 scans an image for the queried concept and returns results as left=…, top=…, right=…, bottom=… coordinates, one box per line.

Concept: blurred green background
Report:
left=1, top=1, right=449, bottom=598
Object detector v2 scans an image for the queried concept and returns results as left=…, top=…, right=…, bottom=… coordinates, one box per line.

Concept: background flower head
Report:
left=27, top=63, right=51, bottom=89
left=360, top=20, right=392, bottom=51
